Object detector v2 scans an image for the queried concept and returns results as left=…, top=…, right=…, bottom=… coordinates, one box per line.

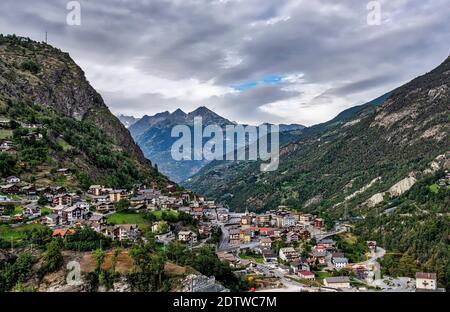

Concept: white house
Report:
left=323, top=276, right=351, bottom=289
left=279, top=247, right=298, bottom=262
left=333, top=257, right=349, bottom=269
left=6, top=176, right=20, bottom=184
left=415, top=272, right=437, bottom=290
left=178, top=230, right=197, bottom=244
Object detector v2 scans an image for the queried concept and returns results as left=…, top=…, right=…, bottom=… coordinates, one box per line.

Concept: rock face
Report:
left=388, top=175, right=417, bottom=197
left=0, top=35, right=151, bottom=168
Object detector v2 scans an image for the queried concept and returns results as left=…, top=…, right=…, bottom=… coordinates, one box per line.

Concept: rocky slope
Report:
left=0, top=35, right=168, bottom=188
left=185, top=55, right=450, bottom=215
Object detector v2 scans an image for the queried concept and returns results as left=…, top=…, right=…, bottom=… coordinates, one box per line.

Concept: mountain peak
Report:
left=171, top=108, right=187, bottom=117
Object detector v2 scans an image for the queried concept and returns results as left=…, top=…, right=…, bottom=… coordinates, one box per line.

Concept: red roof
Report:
left=298, top=270, right=314, bottom=276
left=52, top=228, right=75, bottom=237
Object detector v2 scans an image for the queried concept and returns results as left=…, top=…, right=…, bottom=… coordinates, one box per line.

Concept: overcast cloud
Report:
left=0, top=0, right=449, bottom=125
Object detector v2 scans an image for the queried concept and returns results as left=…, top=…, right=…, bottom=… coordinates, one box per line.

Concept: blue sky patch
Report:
left=232, top=74, right=284, bottom=91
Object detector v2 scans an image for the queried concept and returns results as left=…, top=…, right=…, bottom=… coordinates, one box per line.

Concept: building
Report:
left=6, top=176, right=20, bottom=184
left=88, top=185, right=104, bottom=196
left=323, top=276, right=351, bottom=289
left=279, top=247, right=299, bottom=262
left=314, top=218, right=324, bottom=229
left=298, top=270, right=315, bottom=280
left=260, top=237, right=272, bottom=248
left=282, top=216, right=296, bottom=228
left=178, top=230, right=198, bottom=244
left=286, top=231, right=299, bottom=243
left=367, top=241, right=377, bottom=252
left=333, top=257, right=349, bottom=269
left=262, top=248, right=277, bottom=263
left=0, top=184, right=20, bottom=194
left=239, top=229, right=252, bottom=243
left=415, top=272, right=437, bottom=290
left=256, top=214, right=271, bottom=226
left=228, top=228, right=240, bottom=245
left=92, top=201, right=115, bottom=213
left=113, top=224, right=138, bottom=241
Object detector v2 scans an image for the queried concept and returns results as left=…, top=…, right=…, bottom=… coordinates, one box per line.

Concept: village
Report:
left=0, top=173, right=443, bottom=293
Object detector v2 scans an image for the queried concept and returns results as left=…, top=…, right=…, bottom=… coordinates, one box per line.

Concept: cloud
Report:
left=0, top=0, right=449, bottom=125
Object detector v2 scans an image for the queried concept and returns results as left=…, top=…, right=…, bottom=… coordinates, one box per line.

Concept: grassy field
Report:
left=107, top=211, right=150, bottom=231
left=150, top=210, right=179, bottom=220
left=40, top=207, right=53, bottom=215
left=240, top=254, right=264, bottom=264
left=0, top=129, right=13, bottom=139
left=0, top=223, right=47, bottom=242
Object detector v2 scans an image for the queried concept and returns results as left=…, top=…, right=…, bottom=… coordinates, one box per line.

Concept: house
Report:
left=229, top=228, right=240, bottom=245
left=299, top=214, right=313, bottom=224
left=92, top=201, right=115, bottom=213
left=240, top=214, right=252, bottom=226
left=88, top=185, right=104, bottom=196
left=282, top=216, right=296, bottom=228
left=61, top=205, right=89, bottom=224
left=415, top=272, right=437, bottom=290
left=109, top=190, right=127, bottom=202
left=6, top=176, right=20, bottom=184
left=314, top=218, right=324, bottom=229
left=256, top=214, right=271, bottom=226
left=88, top=214, right=107, bottom=228
left=113, top=224, right=138, bottom=241
left=323, top=276, right=351, bottom=289
left=314, top=244, right=327, bottom=253
left=310, top=251, right=327, bottom=264
left=299, top=229, right=311, bottom=241
left=216, top=252, right=239, bottom=267
left=239, top=229, right=252, bottom=243
left=52, top=194, right=76, bottom=206
left=367, top=241, right=377, bottom=252
left=260, top=237, right=272, bottom=248
left=279, top=247, right=299, bottom=262
left=52, top=228, right=75, bottom=238
left=290, top=258, right=309, bottom=273
left=286, top=231, right=299, bottom=243
left=298, top=270, right=315, bottom=280
left=178, top=230, right=197, bottom=244
left=130, top=195, right=146, bottom=206
left=44, top=214, right=61, bottom=227
left=23, top=203, right=40, bottom=219
left=320, top=239, right=335, bottom=248
left=262, top=249, right=277, bottom=263
left=333, top=257, right=349, bottom=269
left=0, top=184, right=20, bottom=194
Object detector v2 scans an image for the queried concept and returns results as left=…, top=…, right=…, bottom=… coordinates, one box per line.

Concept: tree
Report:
left=116, top=199, right=130, bottom=212
left=41, top=240, right=64, bottom=273
left=93, top=249, right=106, bottom=273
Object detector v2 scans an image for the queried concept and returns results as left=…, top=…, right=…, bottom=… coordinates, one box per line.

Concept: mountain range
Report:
left=117, top=114, right=139, bottom=128
left=125, top=106, right=305, bottom=182
left=184, top=56, right=450, bottom=214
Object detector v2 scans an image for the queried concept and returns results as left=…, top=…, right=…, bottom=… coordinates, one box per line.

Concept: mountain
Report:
left=129, top=106, right=235, bottom=182
left=117, top=114, right=139, bottom=128
left=184, top=55, right=450, bottom=214
left=278, top=124, right=306, bottom=132
left=129, top=106, right=306, bottom=182
left=0, top=35, right=168, bottom=189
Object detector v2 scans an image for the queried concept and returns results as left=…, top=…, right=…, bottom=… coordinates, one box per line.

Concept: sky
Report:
left=0, top=0, right=449, bottom=126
